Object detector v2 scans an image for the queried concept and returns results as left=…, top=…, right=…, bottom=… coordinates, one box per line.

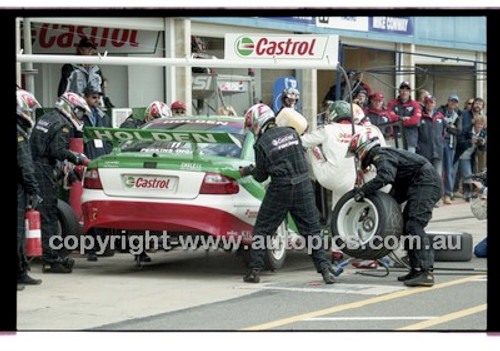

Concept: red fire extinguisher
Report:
left=25, top=209, right=42, bottom=257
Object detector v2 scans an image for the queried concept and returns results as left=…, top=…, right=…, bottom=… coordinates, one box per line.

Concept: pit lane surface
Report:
left=17, top=200, right=488, bottom=331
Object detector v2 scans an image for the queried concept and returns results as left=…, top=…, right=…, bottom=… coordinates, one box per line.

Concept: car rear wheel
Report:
left=264, top=221, right=288, bottom=270
left=238, top=221, right=288, bottom=271
left=57, top=199, right=82, bottom=256
left=331, top=189, right=404, bottom=260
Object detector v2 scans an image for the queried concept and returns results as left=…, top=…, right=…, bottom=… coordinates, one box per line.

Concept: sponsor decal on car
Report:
left=123, top=175, right=177, bottom=190
left=84, top=127, right=242, bottom=147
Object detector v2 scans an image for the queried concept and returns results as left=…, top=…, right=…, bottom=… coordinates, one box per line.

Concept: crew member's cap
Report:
left=424, top=95, right=436, bottom=103
left=370, top=92, right=384, bottom=102
left=78, top=37, right=97, bottom=49
left=399, top=81, right=411, bottom=90
left=83, top=86, right=103, bottom=96
left=448, top=94, right=460, bottom=102
left=171, top=101, right=187, bottom=110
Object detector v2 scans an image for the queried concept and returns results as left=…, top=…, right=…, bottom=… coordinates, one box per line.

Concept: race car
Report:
left=81, top=115, right=290, bottom=269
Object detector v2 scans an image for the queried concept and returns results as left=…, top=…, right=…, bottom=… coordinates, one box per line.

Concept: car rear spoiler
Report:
left=83, top=127, right=242, bottom=148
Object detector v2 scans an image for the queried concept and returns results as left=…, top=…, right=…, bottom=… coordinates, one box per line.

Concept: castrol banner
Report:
left=225, top=34, right=338, bottom=63
left=30, top=23, right=160, bottom=54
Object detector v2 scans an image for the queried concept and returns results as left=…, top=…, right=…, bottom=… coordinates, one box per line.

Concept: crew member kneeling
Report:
left=347, top=132, right=442, bottom=287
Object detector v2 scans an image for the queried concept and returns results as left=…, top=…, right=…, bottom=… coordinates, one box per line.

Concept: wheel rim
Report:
left=336, top=198, right=379, bottom=246
left=269, top=223, right=287, bottom=261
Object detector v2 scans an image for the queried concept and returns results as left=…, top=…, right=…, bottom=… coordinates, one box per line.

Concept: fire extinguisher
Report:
left=25, top=208, right=42, bottom=257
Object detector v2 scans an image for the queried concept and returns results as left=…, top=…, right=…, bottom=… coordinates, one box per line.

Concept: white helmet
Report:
left=55, top=92, right=91, bottom=132
left=347, top=131, right=381, bottom=162
left=16, top=88, right=42, bottom=129
left=244, top=103, right=275, bottom=137
left=352, top=103, right=366, bottom=125
left=276, top=108, right=308, bottom=135
left=144, top=101, right=172, bottom=122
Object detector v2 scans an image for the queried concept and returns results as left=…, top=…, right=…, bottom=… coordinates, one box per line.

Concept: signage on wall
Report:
left=261, top=17, right=414, bottom=35
left=29, top=23, right=160, bottom=54
left=316, top=17, right=369, bottom=31
left=369, top=17, right=414, bottom=35
left=225, top=34, right=339, bottom=63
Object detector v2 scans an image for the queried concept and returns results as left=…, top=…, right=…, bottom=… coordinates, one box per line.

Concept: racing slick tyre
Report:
left=426, top=231, right=473, bottom=262
left=331, top=189, right=404, bottom=260
left=57, top=199, right=82, bottom=256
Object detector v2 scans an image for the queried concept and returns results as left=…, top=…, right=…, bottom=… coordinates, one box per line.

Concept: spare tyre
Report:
left=331, top=189, right=404, bottom=260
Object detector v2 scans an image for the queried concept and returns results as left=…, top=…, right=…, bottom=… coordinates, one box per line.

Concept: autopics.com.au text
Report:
left=49, top=231, right=463, bottom=255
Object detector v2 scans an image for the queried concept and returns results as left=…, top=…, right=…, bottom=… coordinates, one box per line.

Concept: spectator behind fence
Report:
left=363, top=92, right=397, bottom=137
left=416, top=95, right=446, bottom=206
left=416, top=89, right=430, bottom=110
left=459, top=97, right=487, bottom=173
left=323, top=70, right=371, bottom=103
left=463, top=98, right=474, bottom=113
left=58, top=37, right=115, bottom=109
left=387, top=81, right=422, bottom=153
left=454, top=114, right=487, bottom=201
left=437, top=94, right=462, bottom=204
left=353, top=89, right=369, bottom=109
left=171, top=101, right=187, bottom=116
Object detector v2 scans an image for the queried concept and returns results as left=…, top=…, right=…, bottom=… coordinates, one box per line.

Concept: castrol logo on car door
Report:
left=225, top=34, right=338, bottom=61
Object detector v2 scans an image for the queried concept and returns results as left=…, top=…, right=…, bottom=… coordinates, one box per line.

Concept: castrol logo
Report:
left=124, top=176, right=172, bottom=189
left=235, top=36, right=318, bottom=58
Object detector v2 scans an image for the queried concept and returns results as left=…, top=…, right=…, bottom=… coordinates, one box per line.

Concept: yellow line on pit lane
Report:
left=397, top=304, right=487, bottom=330
left=241, top=274, right=485, bottom=331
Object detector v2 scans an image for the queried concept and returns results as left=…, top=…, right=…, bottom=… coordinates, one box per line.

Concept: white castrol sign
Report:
left=225, top=34, right=339, bottom=64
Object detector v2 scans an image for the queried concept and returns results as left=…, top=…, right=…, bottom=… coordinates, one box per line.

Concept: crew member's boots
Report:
left=243, top=268, right=260, bottom=283
left=42, top=256, right=74, bottom=273
left=18, top=273, right=42, bottom=285
left=397, top=268, right=418, bottom=282
left=320, top=266, right=336, bottom=284
left=403, top=269, right=434, bottom=287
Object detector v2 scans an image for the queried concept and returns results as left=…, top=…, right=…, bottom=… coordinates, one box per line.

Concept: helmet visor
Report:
left=74, top=107, right=87, bottom=120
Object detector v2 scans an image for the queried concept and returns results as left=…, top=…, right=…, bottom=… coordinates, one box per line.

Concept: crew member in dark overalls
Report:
left=348, top=131, right=442, bottom=287
left=16, top=88, right=43, bottom=290
left=30, top=92, right=91, bottom=273
left=240, top=104, right=336, bottom=284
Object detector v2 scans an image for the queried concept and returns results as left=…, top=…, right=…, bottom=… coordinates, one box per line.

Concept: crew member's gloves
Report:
left=353, top=188, right=365, bottom=202
left=27, top=193, right=43, bottom=209
left=239, top=164, right=255, bottom=177
left=75, top=153, right=91, bottom=166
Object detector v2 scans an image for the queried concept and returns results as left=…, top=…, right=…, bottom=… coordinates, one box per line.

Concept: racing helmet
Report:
left=55, top=92, right=91, bottom=132
left=16, top=88, right=42, bottom=129
left=276, top=107, right=308, bottom=135
left=327, top=100, right=351, bottom=123
left=328, top=101, right=366, bottom=124
left=144, top=101, right=172, bottom=122
left=245, top=103, right=275, bottom=137
left=281, top=88, right=300, bottom=108
left=347, top=131, right=381, bottom=162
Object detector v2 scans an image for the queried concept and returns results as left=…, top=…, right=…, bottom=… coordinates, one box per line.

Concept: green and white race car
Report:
left=81, top=115, right=291, bottom=269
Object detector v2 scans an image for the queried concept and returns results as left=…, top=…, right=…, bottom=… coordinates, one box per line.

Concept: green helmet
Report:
left=327, top=100, right=351, bottom=123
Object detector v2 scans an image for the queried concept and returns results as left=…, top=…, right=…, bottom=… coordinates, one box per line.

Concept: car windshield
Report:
left=120, top=119, right=246, bottom=158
